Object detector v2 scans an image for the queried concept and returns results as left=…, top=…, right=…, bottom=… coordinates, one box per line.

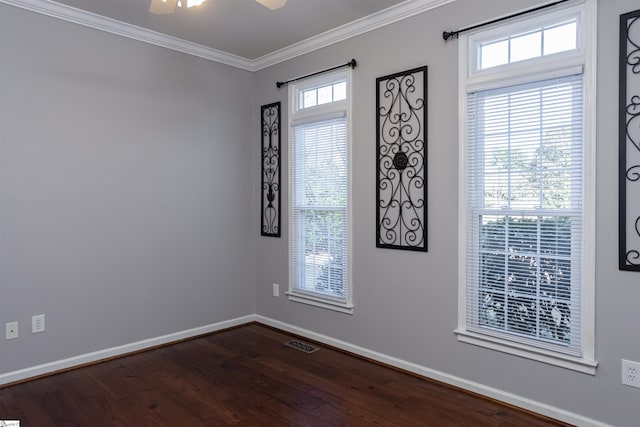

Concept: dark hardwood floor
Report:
left=0, top=323, right=570, bottom=426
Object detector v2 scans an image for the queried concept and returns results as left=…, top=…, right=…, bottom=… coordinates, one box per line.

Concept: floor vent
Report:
left=285, top=340, right=319, bottom=354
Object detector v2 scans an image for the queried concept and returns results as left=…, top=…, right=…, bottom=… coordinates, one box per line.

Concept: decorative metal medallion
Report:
left=261, top=102, right=281, bottom=237
left=376, top=66, right=427, bottom=251
left=620, top=10, right=640, bottom=271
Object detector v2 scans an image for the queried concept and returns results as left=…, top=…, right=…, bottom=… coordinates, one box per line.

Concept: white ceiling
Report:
left=43, top=0, right=406, bottom=59
left=3, top=0, right=454, bottom=69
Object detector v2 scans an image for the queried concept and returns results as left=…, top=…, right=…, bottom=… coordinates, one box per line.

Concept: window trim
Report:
left=466, top=4, right=586, bottom=93
left=456, top=0, right=596, bottom=374
left=468, top=4, right=585, bottom=78
left=287, top=68, right=354, bottom=314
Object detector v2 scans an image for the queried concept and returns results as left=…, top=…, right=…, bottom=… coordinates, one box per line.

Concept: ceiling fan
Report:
left=149, top=0, right=287, bottom=15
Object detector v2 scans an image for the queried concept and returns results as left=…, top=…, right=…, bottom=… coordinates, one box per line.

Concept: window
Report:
left=288, top=70, right=353, bottom=314
left=456, top=1, right=597, bottom=374
left=478, top=19, right=578, bottom=70
left=300, top=81, right=346, bottom=108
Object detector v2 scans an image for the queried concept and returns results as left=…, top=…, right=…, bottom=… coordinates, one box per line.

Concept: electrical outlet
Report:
left=32, top=314, right=45, bottom=333
left=5, top=321, right=18, bottom=340
left=273, top=283, right=279, bottom=297
left=622, top=359, right=640, bottom=388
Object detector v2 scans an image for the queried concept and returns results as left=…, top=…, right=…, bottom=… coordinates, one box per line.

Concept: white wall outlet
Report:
left=5, top=321, right=18, bottom=340
left=622, top=359, right=640, bottom=388
left=273, top=283, right=280, bottom=297
left=32, top=314, right=45, bottom=333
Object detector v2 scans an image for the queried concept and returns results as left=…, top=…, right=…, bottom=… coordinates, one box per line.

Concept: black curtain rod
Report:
left=442, top=0, right=569, bottom=41
left=276, top=59, right=357, bottom=89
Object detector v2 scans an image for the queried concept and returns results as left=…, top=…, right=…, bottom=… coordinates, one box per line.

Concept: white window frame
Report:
left=456, top=0, right=597, bottom=374
left=287, top=69, right=354, bottom=314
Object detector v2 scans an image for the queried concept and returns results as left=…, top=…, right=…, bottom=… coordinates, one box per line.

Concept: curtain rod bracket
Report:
left=442, top=31, right=459, bottom=41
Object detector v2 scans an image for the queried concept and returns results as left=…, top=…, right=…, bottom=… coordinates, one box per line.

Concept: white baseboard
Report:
left=0, top=313, right=609, bottom=427
left=0, top=314, right=257, bottom=386
left=255, top=315, right=610, bottom=427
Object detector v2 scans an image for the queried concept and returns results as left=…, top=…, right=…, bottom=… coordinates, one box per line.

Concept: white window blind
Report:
left=291, top=117, right=348, bottom=301
left=465, top=74, right=584, bottom=356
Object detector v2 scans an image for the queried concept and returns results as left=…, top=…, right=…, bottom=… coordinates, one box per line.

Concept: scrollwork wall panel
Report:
left=376, top=67, right=428, bottom=251
left=261, top=102, right=281, bottom=237
left=620, top=10, right=640, bottom=271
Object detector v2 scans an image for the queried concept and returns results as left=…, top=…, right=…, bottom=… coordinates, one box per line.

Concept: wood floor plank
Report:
left=0, top=323, right=571, bottom=426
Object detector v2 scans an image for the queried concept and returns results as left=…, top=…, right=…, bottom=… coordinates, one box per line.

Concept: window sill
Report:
left=286, top=291, right=354, bottom=315
left=454, top=328, right=597, bottom=375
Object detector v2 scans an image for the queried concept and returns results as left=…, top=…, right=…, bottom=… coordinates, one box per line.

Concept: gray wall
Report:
left=1, top=0, right=638, bottom=425
left=254, top=1, right=640, bottom=426
left=0, top=5, right=256, bottom=373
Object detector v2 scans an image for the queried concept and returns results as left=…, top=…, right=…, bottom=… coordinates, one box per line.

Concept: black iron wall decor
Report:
left=620, top=10, right=640, bottom=271
left=261, top=102, right=281, bottom=237
left=376, top=66, right=428, bottom=251
left=618, top=10, right=640, bottom=271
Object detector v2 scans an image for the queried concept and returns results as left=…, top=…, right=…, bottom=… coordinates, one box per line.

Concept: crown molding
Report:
left=0, top=0, right=255, bottom=70
left=1, top=0, right=455, bottom=72
left=251, top=0, right=456, bottom=70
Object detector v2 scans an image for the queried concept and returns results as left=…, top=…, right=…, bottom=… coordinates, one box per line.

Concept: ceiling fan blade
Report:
left=255, top=0, right=288, bottom=10
left=149, top=0, right=178, bottom=15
